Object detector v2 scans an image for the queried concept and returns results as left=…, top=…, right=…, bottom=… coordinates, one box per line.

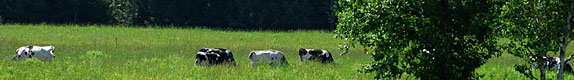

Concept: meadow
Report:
left=0, top=24, right=373, bottom=79
left=1, top=24, right=574, bottom=79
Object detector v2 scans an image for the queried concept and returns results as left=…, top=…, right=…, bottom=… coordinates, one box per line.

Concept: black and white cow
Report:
left=532, top=56, right=574, bottom=73
left=13, top=46, right=56, bottom=62
left=194, top=48, right=236, bottom=66
left=299, top=48, right=333, bottom=63
left=248, top=50, right=288, bottom=66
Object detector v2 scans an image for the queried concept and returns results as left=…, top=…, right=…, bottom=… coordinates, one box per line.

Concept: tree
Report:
left=109, top=0, right=140, bottom=25
left=497, top=0, right=573, bottom=79
left=335, top=0, right=502, bottom=79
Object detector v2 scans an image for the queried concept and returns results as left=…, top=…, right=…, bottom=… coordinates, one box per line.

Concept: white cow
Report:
left=248, top=50, right=288, bottom=66
left=13, top=46, right=56, bottom=62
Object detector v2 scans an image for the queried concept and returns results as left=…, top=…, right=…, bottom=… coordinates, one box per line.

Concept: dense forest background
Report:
left=0, top=0, right=336, bottom=30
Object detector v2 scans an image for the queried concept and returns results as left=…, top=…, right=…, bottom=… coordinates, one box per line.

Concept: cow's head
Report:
left=13, top=46, right=33, bottom=61
left=195, top=52, right=209, bottom=66
left=299, top=48, right=312, bottom=61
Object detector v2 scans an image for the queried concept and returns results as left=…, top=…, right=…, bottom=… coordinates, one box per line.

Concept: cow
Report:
left=194, top=48, right=236, bottom=66
left=299, top=48, right=334, bottom=63
left=13, top=46, right=56, bottom=62
left=531, top=55, right=574, bottom=73
left=248, top=50, right=288, bottom=66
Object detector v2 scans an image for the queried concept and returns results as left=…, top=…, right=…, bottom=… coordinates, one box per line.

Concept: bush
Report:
left=335, top=0, right=502, bottom=79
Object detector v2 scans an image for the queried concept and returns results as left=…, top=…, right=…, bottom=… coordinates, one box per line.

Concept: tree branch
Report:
left=565, top=54, right=574, bottom=62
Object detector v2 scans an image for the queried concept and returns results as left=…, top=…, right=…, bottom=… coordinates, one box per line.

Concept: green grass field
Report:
left=2, top=24, right=574, bottom=79
left=477, top=54, right=574, bottom=79
left=0, top=24, right=373, bottom=79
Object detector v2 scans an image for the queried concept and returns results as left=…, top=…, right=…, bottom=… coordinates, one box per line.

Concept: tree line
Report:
left=0, top=0, right=335, bottom=30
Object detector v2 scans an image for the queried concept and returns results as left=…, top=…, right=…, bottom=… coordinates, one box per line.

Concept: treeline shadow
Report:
left=0, top=0, right=336, bottom=30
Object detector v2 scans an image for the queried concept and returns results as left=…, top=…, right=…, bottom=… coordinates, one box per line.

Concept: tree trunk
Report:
left=540, top=59, right=546, bottom=80
left=559, top=3, right=574, bottom=80
left=559, top=35, right=567, bottom=80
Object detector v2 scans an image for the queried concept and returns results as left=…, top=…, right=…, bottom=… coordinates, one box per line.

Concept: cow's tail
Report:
left=228, top=51, right=237, bottom=66
left=327, top=52, right=334, bottom=63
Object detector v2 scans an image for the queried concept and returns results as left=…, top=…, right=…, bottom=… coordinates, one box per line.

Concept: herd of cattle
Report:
left=12, top=46, right=334, bottom=66
left=194, top=48, right=334, bottom=66
left=10, top=46, right=574, bottom=72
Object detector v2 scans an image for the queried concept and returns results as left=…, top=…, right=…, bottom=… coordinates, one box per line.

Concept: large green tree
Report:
left=335, top=0, right=502, bottom=79
left=497, top=0, right=573, bottom=80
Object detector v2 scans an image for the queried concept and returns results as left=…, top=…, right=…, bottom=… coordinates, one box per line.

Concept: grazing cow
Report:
left=299, top=48, right=334, bottom=63
left=194, top=48, right=236, bottom=66
left=13, top=46, right=56, bottom=62
left=248, top=50, right=288, bottom=66
left=531, top=56, right=574, bottom=73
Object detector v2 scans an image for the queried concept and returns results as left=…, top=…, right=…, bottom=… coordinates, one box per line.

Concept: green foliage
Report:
left=496, top=0, right=572, bottom=79
left=0, top=0, right=47, bottom=23
left=513, top=63, right=535, bottom=79
left=335, top=0, right=502, bottom=79
left=108, top=0, right=141, bottom=25
left=0, top=0, right=111, bottom=24
left=0, top=0, right=335, bottom=29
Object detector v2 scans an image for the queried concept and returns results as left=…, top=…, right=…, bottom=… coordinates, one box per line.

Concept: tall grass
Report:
left=0, top=24, right=373, bottom=79
left=476, top=41, right=574, bottom=80
left=5, top=24, right=574, bottom=79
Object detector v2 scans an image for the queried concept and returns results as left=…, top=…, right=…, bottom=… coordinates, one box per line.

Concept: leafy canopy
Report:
left=336, top=0, right=502, bottom=79
left=497, top=0, right=572, bottom=79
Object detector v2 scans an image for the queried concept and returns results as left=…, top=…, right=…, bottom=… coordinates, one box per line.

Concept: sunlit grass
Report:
left=6, top=24, right=574, bottom=79
left=476, top=41, right=574, bottom=79
left=0, top=24, right=373, bottom=79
